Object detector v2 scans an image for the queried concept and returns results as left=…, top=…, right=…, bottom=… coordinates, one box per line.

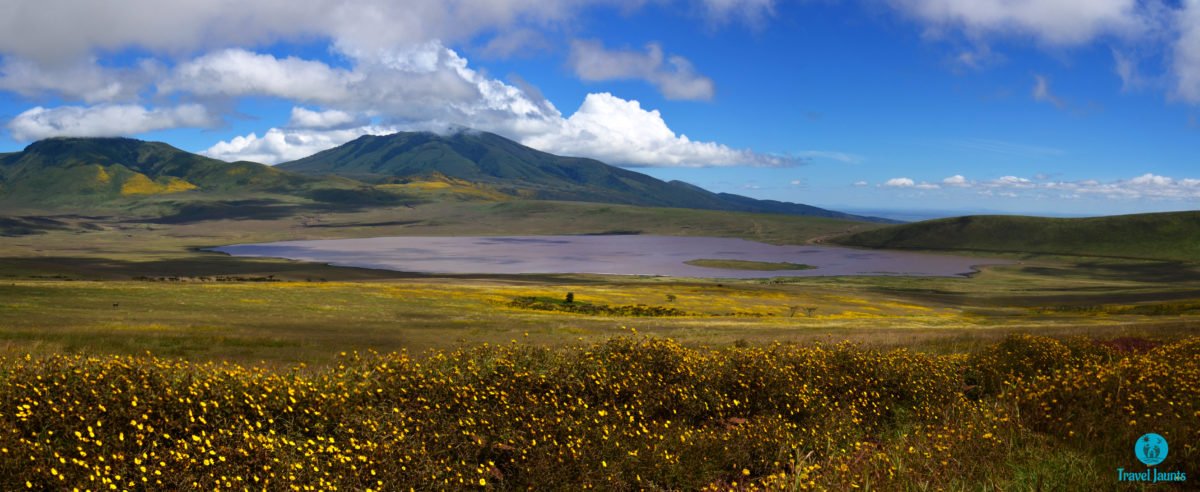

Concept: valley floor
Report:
left=1, top=204, right=1198, bottom=489
left=1, top=204, right=1199, bottom=363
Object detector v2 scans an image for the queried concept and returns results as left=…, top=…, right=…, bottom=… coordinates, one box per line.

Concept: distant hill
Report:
left=832, top=212, right=1200, bottom=262
left=0, top=137, right=328, bottom=206
left=277, top=130, right=893, bottom=222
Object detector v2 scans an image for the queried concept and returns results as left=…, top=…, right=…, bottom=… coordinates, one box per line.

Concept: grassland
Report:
left=832, top=211, right=1200, bottom=262
left=3, top=201, right=1200, bottom=489
left=683, top=259, right=816, bottom=271
left=0, top=201, right=1199, bottom=365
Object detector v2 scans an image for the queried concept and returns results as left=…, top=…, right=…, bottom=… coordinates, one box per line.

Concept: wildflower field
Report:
left=2, top=333, right=1196, bottom=490
left=3, top=210, right=1200, bottom=490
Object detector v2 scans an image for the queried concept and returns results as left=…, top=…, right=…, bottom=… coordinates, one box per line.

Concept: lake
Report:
left=212, top=235, right=1009, bottom=278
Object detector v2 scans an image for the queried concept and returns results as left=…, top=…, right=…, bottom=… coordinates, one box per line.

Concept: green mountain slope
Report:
left=0, top=137, right=327, bottom=206
left=277, top=130, right=892, bottom=222
left=831, top=212, right=1200, bottom=262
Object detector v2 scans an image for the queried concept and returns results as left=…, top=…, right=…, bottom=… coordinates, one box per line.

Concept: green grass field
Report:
left=2, top=202, right=1200, bottom=489
left=1, top=202, right=1199, bottom=364
left=833, top=211, right=1200, bottom=262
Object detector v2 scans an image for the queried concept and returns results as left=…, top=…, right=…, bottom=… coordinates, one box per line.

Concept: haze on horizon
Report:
left=0, top=0, right=1198, bottom=217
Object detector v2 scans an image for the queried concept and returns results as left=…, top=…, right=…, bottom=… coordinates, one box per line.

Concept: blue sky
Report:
left=0, top=0, right=1198, bottom=217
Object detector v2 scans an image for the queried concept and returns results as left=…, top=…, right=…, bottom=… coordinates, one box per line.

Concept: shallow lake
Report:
left=213, top=235, right=1010, bottom=278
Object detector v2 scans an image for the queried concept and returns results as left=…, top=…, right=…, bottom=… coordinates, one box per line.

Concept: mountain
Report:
left=0, top=137, right=325, bottom=206
left=277, top=130, right=892, bottom=222
left=831, top=212, right=1200, bottom=262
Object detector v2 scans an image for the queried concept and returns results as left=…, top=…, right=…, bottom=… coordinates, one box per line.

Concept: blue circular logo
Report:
left=1135, top=433, right=1168, bottom=466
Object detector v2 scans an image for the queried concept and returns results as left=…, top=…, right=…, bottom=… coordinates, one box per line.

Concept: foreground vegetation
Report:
left=1, top=333, right=1195, bottom=490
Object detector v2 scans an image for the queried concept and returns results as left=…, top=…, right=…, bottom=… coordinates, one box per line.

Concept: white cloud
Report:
left=0, top=0, right=620, bottom=64
left=887, top=172, right=1200, bottom=201
left=883, top=177, right=940, bottom=189
left=205, top=93, right=785, bottom=167
left=1173, top=1, right=1200, bottom=102
left=853, top=180, right=869, bottom=187
left=203, top=125, right=400, bottom=164
left=162, top=49, right=356, bottom=103
left=991, top=175, right=1035, bottom=187
left=0, top=57, right=156, bottom=103
left=1032, top=74, right=1066, bottom=108
left=942, top=174, right=968, bottom=186
left=13, top=40, right=777, bottom=168
left=568, top=40, right=715, bottom=101
left=885, top=0, right=1146, bottom=46
left=288, top=107, right=359, bottom=129
left=882, top=0, right=1200, bottom=107
left=164, top=43, right=557, bottom=131
left=7, top=104, right=214, bottom=140
left=522, top=92, right=784, bottom=167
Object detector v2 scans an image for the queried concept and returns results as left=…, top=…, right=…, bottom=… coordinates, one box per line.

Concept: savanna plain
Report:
left=1, top=201, right=1197, bottom=490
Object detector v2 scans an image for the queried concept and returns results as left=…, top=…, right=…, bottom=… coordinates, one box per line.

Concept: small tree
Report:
left=665, top=294, right=677, bottom=303
left=565, top=292, right=575, bottom=304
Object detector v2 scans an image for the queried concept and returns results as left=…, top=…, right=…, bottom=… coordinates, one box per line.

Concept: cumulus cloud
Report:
left=163, top=43, right=558, bottom=132
left=990, top=175, right=1035, bottom=187
left=203, top=125, right=401, bottom=164
left=523, top=92, right=785, bottom=167
left=942, top=174, right=969, bottom=186
left=568, top=40, right=715, bottom=101
left=6, top=36, right=776, bottom=168
left=883, top=177, right=940, bottom=189
left=205, top=92, right=786, bottom=166
left=288, top=107, right=359, bottom=129
left=7, top=104, right=214, bottom=140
